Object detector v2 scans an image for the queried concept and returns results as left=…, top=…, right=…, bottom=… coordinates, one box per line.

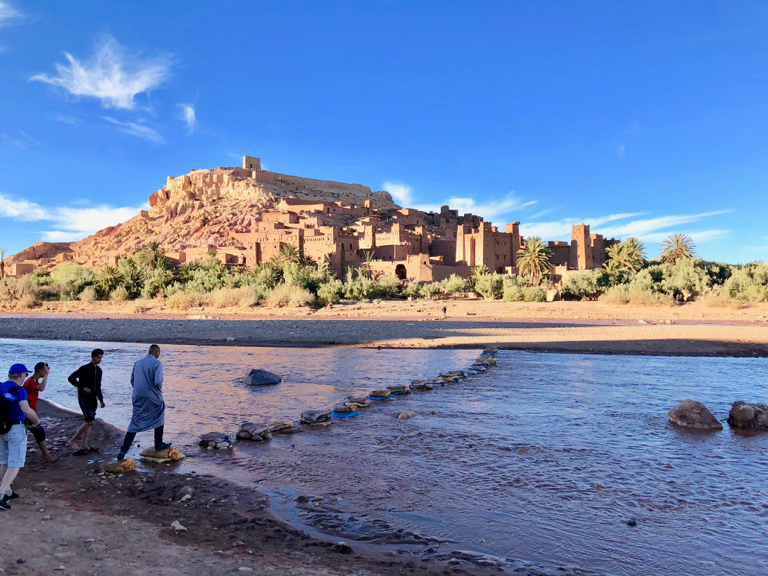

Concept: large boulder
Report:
left=667, top=400, right=723, bottom=430
left=243, top=369, right=282, bottom=386
left=727, top=401, right=768, bottom=431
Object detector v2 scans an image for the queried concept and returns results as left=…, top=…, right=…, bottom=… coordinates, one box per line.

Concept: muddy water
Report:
left=1, top=339, right=766, bottom=575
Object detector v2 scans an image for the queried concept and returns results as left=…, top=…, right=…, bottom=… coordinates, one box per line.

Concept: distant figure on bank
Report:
left=118, top=345, right=170, bottom=460
left=68, top=349, right=106, bottom=456
left=442, top=306, right=447, bottom=320
left=1, top=363, right=42, bottom=511
left=23, top=362, right=53, bottom=463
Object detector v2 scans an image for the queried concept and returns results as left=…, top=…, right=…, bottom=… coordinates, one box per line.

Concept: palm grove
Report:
left=0, top=233, right=766, bottom=309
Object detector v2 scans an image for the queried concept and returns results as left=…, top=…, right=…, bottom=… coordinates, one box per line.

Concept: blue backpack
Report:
left=0, top=385, right=21, bottom=435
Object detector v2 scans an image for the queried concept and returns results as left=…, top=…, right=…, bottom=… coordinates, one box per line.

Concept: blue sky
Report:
left=1, top=1, right=766, bottom=263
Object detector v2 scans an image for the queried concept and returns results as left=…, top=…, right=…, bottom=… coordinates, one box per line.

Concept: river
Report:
left=1, top=338, right=766, bottom=575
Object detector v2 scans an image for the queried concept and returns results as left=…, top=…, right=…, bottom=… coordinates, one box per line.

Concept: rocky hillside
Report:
left=9, top=166, right=397, bottom=266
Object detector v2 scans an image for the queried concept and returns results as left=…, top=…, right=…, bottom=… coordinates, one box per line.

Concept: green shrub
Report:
left=317, top=279, right=344, bottom=305
left=377, top=275, right=402, bottom=297
left=51, top=263, right=95, bottom=298
left=403, top=282, right=422, bottom=298
left=601, top=285, right=675, bottom=306
left=142, top=269, right=174, bottom=299
left=0, top=275, right=38, bottom=305
left=442, top=274, right=469, bottom=294
left=29, top=267, right=52, bottom=287
left=265, top=285, right=315, bottom=307
left=562, top=270, right=605, bottom=300
left=724, top=265, right=768, bottom=302
left=475, top=273, right=505, bottom=300
left=109, top=286, right=130, bottom=301
left=523, top=286, right=547, bottom=302
left=79, top=286, right=98, bottom=302
left=166, top=290, right=206, bottom=310
left=209, top=286, right=261, bottom=308
left=659, top=259, right=710, bottom=300
left=420, top=282, right=443, bottom=299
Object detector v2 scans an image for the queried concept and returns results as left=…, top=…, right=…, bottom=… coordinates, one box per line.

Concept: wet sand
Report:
left=1, top=297, right=767, bottom=357
left=3, top=399, right=544, bottom=576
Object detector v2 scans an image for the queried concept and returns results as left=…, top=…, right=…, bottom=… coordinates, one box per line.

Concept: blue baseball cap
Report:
left=9, top=363, right=30, bottom=375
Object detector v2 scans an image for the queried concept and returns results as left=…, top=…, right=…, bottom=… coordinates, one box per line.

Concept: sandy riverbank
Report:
left=3, top=399, right=539, bottom=576
left=1, top=299, right=767, bottom=356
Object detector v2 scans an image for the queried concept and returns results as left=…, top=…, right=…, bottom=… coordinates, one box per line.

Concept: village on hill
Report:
left=7, top=155, right=617, bottom=284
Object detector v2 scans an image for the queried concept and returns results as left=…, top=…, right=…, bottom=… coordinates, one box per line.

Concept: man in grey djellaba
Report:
left=117, top=345, right=172, bottom=460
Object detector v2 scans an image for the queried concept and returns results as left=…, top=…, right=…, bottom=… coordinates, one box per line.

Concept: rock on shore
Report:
left=667, top=400, right=723, bottom=430
left=727, top=401, right=768, bottom=430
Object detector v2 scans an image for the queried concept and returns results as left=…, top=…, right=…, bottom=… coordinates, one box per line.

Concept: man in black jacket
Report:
left=67, top=349, right=106, bottom=455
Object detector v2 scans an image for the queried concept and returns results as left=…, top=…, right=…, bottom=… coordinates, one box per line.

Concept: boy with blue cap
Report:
left=0, top=363, right=41, bottom=511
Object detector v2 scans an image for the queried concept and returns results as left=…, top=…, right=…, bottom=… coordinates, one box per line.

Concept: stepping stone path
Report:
left=199, top=432, right=236, bottom=449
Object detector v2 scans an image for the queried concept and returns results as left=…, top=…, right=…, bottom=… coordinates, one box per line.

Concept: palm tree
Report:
left=624, top=237, right=647, bottom=264
left=0, top=248, right=6, bottom=279
left=96, top=265, right=123, bottom=296
left=516, top=236, right=553, bottom=285
left=362, top=251, right=375, bottom=279
left=661, top=234, right=696, bottom=264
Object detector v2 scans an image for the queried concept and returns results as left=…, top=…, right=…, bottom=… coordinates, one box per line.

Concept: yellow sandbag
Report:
left=139, top=446, right=186, bottom=462
left=101, top=458, right=137, bottom=474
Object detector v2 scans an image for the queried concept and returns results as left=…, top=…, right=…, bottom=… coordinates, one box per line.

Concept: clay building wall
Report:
left=429, top=238, right=457, bottom=266
left=569, top=224, right=594, bottom=271
left=548, top=241, right=571, bottom=267
left=456, top=221, right=520, bottom=272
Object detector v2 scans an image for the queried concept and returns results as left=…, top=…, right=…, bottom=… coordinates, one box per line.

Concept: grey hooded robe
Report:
left=127, top=354, right=165, bottom=433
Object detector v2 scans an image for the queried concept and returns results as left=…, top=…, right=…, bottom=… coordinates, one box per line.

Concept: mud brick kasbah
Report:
left=6, top=155, right=619, bottom=281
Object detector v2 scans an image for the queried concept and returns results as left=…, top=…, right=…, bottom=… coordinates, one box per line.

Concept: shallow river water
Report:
left=1, top=339, right=766, bottom=575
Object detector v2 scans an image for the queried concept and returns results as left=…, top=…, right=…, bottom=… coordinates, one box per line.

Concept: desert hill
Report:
left=9, top=159, right=398, bottom=270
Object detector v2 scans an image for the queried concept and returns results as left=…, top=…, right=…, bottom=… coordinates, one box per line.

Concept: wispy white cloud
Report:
left=382, top=181, right=413, bottom=206
left=30, top=34, right=171, bottom=110
left=520, top=213, right=645, bottom=240
left=521, top=210, right=733, bottom=244
left=382, top=181, right=530, bottom=220
left=446, top=192, right=527, bottom=221
left=104, top=117, right=164, bottom=144
left=178, top=103, right=196, bottom=134
left=0, top=192, right=145, bottom=244
left=55, top=114, right=77, bottom=125
left=0, top=1, right=20, bottom=26
left=617, top=145, right=626, bottom=159
left=1, top=131, right=40, bottom=149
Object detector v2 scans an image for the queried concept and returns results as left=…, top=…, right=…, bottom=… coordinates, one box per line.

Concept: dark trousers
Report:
left=120, top=425, right=164, bottom=454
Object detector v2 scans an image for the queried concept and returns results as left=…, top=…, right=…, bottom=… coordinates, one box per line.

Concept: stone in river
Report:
left=300, top=410, right=332, bottom=425
left=369, top=390, right=390, bottom=399
left=332, top=403, right=357, bottom=414
left=238, top=422, right=272, bottom=441
left=386, top=384, right=410, bottom=394
left=409, top=380, right=433, bottom=391
left=267, top=420, right=296, bottom=433
left=199, top=432, right=235, bottom=448
left=243, top=369, right=282, bottom=386
left=397, top=410, right=418, bottom=420
left=667, top=400, right=723, bottom=430
left=727, top=401, right=768, bottom=431
left=345, top=396, right=372, bottom=408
